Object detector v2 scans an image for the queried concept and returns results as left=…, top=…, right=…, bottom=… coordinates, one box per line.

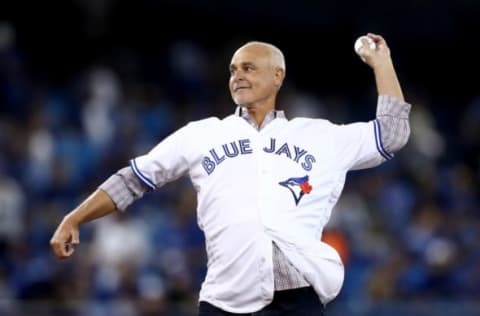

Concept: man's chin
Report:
left=233, top=98, right=253, bottom=108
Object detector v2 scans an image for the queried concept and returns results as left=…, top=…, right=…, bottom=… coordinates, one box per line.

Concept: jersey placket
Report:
left=250, top=132, right=275, bottom=302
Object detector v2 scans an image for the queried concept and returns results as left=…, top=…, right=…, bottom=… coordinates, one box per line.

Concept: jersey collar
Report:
left=234, top=106, right=287, bottom=131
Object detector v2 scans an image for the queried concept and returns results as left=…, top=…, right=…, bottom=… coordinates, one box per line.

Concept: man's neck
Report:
left=244, top=100, right=276, bottom=127
left=248, top=109, right=268, bottom=127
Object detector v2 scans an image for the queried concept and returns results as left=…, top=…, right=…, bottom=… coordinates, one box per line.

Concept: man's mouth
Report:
left=235, top=87, right=250, bottom=92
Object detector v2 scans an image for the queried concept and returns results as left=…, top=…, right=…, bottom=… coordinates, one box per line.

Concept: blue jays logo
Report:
left=279, top=175, right=313, bottom=206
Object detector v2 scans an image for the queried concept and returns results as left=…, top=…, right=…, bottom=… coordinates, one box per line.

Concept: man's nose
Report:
left=235, top=76, right=244, bottom=81
left=232, top=70, right=245, bottom=81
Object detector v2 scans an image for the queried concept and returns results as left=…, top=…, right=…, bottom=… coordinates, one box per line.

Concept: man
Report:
left=51, top=33, right=411, bottom=315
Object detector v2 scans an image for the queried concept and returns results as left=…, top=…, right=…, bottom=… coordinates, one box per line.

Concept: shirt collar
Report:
left=234, top=106, right=286, bottom=130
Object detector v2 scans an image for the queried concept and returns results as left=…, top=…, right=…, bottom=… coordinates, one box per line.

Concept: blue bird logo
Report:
left=278, top=175, right=313, bottom=206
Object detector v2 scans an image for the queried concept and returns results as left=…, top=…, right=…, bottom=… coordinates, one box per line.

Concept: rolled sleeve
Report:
left=376, top=95, right=411, bottom=154
left=99, top=167, right=148, bottom=211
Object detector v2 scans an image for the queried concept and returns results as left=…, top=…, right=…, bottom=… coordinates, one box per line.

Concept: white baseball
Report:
left=354, top=36, right=376, bottom=58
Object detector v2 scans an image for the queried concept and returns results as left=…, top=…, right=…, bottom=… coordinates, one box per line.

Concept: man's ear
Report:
left=274, top=68, right=285, bottom=88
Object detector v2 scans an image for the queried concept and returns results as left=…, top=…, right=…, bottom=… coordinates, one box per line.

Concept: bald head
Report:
left=235, top=41, right=286, bottom=74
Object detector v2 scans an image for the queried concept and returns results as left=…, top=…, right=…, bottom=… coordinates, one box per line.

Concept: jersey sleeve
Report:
left=129, top=124, right=191, bottom=190
left=332, top=119, right=393, bottom=171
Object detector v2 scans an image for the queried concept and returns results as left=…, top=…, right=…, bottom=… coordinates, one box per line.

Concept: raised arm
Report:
left=358, top=33, right=404, bottom=101
left=357, top=33, right=411, bottom=155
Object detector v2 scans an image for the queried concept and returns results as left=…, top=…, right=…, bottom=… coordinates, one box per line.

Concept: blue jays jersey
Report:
left=130, top=112, right=390, bottom=313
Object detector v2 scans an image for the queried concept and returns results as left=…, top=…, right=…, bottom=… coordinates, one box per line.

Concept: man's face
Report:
left=229, top=45, right=282, bottom=107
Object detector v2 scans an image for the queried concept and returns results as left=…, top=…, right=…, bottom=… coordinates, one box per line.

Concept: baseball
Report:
left=354, top=36, right=376, bottom=56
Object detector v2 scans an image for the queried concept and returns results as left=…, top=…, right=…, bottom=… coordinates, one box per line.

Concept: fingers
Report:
left=50, top=232, right=70, bottom=259
left=356, top=36, right=375, bottom=63
left=367, top=33, right=388, bottom=50
left=71, top=227, right=80, bottom=245
left=50, top=222, right=79, bottom=260
left=355, top=33, right=392, bottom=68
left=64, top=242, right=76, bottom=257
left=367, top=33, right=383, bottom=42
left=360, top=37, right=375, bottom=52
left=50, top=237, right=68, bottom=259
left=367, top=33, right=382, bottom=39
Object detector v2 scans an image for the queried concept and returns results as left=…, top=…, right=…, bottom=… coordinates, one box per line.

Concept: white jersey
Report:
left=130, top=111, right=390, bottom=313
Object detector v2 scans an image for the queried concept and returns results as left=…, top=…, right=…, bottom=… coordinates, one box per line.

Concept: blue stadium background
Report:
left=0, top=1, right=479, bottom=315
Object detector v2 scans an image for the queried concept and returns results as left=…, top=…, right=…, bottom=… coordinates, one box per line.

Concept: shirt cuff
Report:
left=99, top=174, right=134, bottom=212
left=376, top=95, right=411, bottom=119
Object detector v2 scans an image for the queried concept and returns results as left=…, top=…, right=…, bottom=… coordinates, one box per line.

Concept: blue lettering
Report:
left=210, top=148, right=226, bottom=164
left=222, top=142, right=239, bottom=158
left=202, top=157, right=216, bottom=175
left=275, top=142, right=292, bottom=158
left=293, top=146, right=307, bottom=163
left=301, top=154, right=316, bottom=171
left=239, top=139, right=253, bottom=154
left=263, top=138, right=276, bottom=153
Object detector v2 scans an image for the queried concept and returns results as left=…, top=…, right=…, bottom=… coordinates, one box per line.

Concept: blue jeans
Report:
left=198, top=287, right=325, bottom=316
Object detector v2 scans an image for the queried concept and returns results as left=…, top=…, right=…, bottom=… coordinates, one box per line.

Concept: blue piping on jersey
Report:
left=373, top=120, right=393, bottom=160
left=129, top=159, right=157, bottom=190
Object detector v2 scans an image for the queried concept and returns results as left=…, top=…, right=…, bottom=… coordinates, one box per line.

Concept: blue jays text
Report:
left=202, top=138, right=316, bottom=175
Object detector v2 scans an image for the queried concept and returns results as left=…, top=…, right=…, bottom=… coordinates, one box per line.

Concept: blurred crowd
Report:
left=0, top=21, right=479, bottom=316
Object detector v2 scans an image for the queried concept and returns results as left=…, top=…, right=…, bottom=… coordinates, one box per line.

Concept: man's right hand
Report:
left=50, top=215, right=80, bottom=259
left=49, top=189, right=117, bottom=259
